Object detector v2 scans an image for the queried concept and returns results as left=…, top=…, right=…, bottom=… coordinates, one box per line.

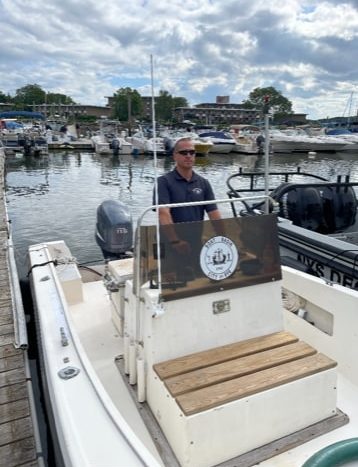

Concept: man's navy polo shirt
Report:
left=155, top=169, right=218, bottom=223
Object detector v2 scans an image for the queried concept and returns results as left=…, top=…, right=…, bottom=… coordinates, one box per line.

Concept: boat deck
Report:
left=69, top=280, right=164, bottom=465
left=69, top=274, right=358, bottom=467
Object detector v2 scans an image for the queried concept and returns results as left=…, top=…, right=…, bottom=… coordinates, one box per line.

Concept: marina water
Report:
left=5, top=150, right=358, bottom=280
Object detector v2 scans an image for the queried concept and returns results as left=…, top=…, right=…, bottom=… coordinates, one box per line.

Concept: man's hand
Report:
left=171, top=239, right=191, bottom=255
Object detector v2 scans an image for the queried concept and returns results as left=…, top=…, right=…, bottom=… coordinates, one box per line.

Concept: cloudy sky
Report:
left=1, top=0, right=358, bottom=120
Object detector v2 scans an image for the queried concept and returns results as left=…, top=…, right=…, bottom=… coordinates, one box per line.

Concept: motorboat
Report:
left=162, top=131, right=213, bottom=156
left=197, top=130, right=236, bottom=154
left=127, top=131, right=167, bottom=155
left=27, top=195, right=358, bottom=467
left=91, top=133, right=112, bottom=155
left=226, top=168, right=358, bottom=290
left=230, top=125, right=265, bottom=155
left=109, top=135, right=133, bottom=155
left=90, top=128, right=133, bottom=156
left=325, top=128, right=358, bottom=151
left=269, top=129, right=351, bottom=153
left=145, top=136, right=167, bottom=155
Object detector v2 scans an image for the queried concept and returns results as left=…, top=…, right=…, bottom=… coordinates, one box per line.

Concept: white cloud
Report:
left=0, top=0, right=357, bottom=119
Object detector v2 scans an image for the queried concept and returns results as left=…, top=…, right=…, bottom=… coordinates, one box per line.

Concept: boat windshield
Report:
left=136, top=214, right=281, bottom=301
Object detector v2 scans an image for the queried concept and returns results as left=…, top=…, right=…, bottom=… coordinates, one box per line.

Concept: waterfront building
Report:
left=173, top=96, right=259, bottom=125
left=32, top=103, right=112, bottom=119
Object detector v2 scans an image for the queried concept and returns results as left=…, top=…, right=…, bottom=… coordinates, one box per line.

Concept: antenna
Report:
left=151, top=55, right=163, bottom=297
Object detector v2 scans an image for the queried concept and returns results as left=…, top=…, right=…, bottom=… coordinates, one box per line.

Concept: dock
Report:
left=48, top=138, right=94, bottom=151
left=0, top=150, right=41, bottom=466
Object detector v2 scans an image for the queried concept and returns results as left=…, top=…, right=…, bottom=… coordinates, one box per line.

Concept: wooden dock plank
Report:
left=0, top=343, right=22, bottom=359
left=0, top=417, right=34, bottom=446
left=165, top=341, right=316, bottom=396
left=0, top=381, right=29, bottom=405
left=0, top=151, right=38, bottom=465
left=176, top=353, right=337, bottom=415
left=0, top=353, right=25, bottom=372
left=154, top=331, right=298, bottom=379
left=0, top=437, right=37, bottom=467
left=0, top=398, right=30, bottom=424
left=0, top=367, right=26, bottom=388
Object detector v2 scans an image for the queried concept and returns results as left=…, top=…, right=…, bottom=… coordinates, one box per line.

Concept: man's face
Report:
left=173, top=141, right=196, bottom=169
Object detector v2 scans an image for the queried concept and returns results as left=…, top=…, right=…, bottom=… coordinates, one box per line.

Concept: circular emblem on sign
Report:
left=200, top=236, right=239, bottom=281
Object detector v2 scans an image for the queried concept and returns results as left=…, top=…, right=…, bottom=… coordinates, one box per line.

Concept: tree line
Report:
left=0, top=83, right=293, bottom=123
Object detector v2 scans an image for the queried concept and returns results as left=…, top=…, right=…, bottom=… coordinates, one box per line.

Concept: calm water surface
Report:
left=5, top=150, right=358, bottom=279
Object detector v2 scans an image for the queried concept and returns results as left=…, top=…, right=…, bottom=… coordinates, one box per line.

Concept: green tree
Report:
left=0, top=91, right=13, bottom=103
left=46, top=92, right=75, bottom=104
left=242, top=86, right=292, bottom=117
left=156, top=90, right=173, bottom=122
left=13, top=84, right=46, bottom=108
left=155, top=90, right=188, bottom=123
left=112, top=88, right=143, bottom=121
left=173, top=96, right=188, bottom=109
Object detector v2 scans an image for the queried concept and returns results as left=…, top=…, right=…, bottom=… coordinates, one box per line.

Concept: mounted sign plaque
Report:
left=137, top=214, right=281, bottom=301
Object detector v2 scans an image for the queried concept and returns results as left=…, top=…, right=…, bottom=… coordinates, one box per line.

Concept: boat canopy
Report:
left=0, top=111, right=45, bottom=119
left=326, top=128, right=353, bottom=135
left=198, top=131, right=233, bottom=139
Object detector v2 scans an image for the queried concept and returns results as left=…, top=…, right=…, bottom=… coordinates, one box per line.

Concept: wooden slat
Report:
left=0, top=344, right=22, bottom=360
left=0, top=353, right=25, bottom=373
left=0, top=381, right=28, bottom=405
left=165, top=341, right=316, bottom=396
left=0, top=367, right=26, bottom=388
left=154, top=331, right=298, bottom=380
left=0, top=417, right=34, bottom=446
left=0, top=398, right=30, bottom=424
left=0, top=437, right=36, bottom=467
left=176, top=353, right=337, bottom=415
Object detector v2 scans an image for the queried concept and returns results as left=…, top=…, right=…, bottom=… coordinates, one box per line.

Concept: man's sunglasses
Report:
left=176, top=149, right=196, bottom=156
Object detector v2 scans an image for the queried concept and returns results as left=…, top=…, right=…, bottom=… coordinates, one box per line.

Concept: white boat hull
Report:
left=28, top=213, right=358, bottom=466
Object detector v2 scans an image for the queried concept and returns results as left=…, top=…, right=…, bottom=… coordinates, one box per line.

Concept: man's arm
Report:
left=158, top=207, right=174, bottom=225
left=158, top=207, right=191, bottom=253
left=208, top=209, right=222, bottom=221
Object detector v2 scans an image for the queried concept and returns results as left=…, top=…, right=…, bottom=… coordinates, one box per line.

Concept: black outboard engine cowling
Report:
left=95, top=200, right=133, bottom=259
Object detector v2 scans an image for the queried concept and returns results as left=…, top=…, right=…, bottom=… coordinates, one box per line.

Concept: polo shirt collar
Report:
left=173, top=168, right=198, bottom=182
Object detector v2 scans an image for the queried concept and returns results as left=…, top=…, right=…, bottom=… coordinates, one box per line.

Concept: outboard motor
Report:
left=95, top=200, right=133, bottom=259
left=271, top=184, right=326, bottom=232
left=322, top=186, right=357, bottom=233
left=111, top=137, right=121, bottom=156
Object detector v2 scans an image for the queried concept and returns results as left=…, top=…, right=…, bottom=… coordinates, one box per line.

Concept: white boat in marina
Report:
left=325, top=128, right=358, bottom=151
left=91, top=132, right=112, bottom=155
left=110, top=135, right=133, bottom=155
left=231, top=134, right=260, bottom=154
left=230, top=125, right=264, bottom=155
left=162, top=131, right=213, bottom=156
left=127, top=130, right=167, bottom=155
left=145, top=136, right=167, bottom=155
left=270, top=128, right=351, bottom=153
left=197, top=130, right=237, bottom=153
left=28, top=195, right=358, bottom=467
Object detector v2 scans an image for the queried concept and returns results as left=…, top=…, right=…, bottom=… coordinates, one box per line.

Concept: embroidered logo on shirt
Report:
left=192, top=188, right=203, bottom=195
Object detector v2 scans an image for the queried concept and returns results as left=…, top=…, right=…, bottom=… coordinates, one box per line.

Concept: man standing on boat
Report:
left=154, top=138, right=222, bottom=279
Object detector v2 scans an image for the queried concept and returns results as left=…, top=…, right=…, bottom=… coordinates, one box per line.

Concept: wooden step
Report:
left=165, top=340, right=316, bottom=397
left=153, top=331, right=298, bottom=380
left=176, top=353, right=337, bottom=415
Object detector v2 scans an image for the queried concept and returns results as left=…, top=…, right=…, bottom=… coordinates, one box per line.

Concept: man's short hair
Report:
left=173, top=137, right=193, bottom=153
